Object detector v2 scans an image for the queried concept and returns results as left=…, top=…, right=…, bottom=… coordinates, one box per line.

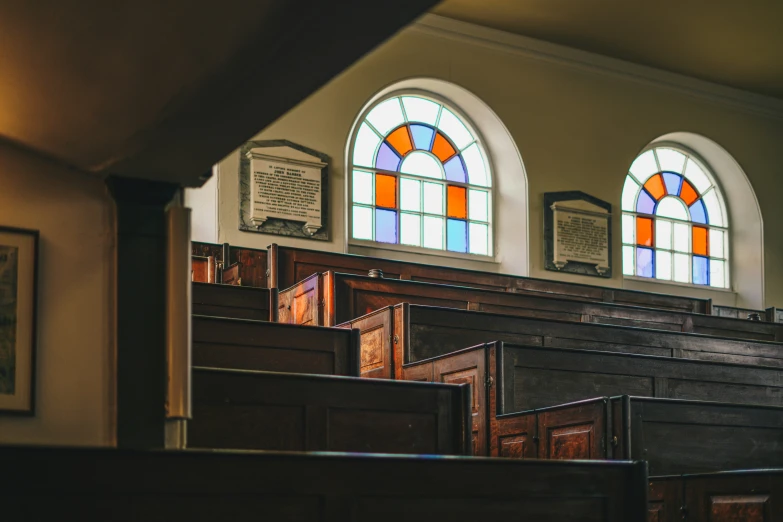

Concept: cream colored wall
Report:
left=0, top=142, right=114, bottom=446
left=214, top=19, right=783, bottom=308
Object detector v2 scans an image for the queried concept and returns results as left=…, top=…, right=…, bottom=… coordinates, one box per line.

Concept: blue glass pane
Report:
left=636, top=247, right=654, bottom=278
left=443, top=155, right=467, bottom=183
left=689, top=199, right=707, bottom=224
left=636, top=190, right=655, bottom=214
left=446, top=219, right=467, bottom=253
left=410, top=124, right=435, bottom=151
left=375, top=142, right=401, bottom=171
left=693, top=255, right=709, bottom=285
left=662, top=172, right=682, bottom=196
left=375, top=209, right=397, bottom=243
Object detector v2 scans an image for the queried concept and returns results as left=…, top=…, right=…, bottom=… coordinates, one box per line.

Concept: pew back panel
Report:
left=192, top=282, right=277, bottom=321
left=192, top=241, right=268, bottom=288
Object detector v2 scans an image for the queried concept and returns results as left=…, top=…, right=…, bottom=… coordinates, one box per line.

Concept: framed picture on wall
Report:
left=0, top=226, right=38, bottom=415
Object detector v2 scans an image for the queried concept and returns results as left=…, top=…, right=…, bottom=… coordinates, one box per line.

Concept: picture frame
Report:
left=0, top=226, right=38, bottom=415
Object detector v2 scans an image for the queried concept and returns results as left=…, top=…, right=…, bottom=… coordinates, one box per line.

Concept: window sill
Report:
left=348, top=239, right=498, bottom=264
left=622, top=275, right=735, bottom=294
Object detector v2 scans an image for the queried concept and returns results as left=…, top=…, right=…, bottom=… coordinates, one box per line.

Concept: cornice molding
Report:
left=411, top=14, right=783, bottom=121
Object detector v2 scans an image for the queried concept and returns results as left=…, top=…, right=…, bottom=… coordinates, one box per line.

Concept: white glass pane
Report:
left=469, top=223, right=489, bottom=255
left=683, top=158, right=711, bottom=193
left=621, top=214, right=634, bottom=244
left=400, top=151, right=443, bottom=179
left=710, top=259, right=726, bottom=288
left=673, top=223, right=690, bottom=253
left=710, top=229, right=725, bottom=258
left=469, top=190, right=489, bottom=222
left=622, top=245, right=635, bottom=275
left=366, top=97, right=405, bottom=135
left=400, top=178, right=421, bottom=212
left=621, top=176, right=640, bottom=211
left=655, top=148, right=686, bottom=174
left=423, top=216, right=444, bottom=249
left=656, top=220, right=672, bottom=250
left=701, top=188, right=724, bottom=227
left=656, top=196, right=689, bottom=220
left=656, top=250, right=672, bottom=280
left=402, top=96, right=439, bottom=125
left=673, top=253, right=690, bottom=283
left=629, top=150, right=658, bottom=183
left=353, top=122, right=381, bottom=168
left=437, top=108, right=473, bottom=150
left=462, top=143, right=489, bottom=187
left=353, top=170, right=373, bottom=205
left=423, top=182, right=444, bottom=215
left=400, top=213, right=421, bottom=246
left=352, top=206, right=373, bottom=240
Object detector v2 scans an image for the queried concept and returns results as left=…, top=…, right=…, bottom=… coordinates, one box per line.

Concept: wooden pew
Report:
left=189, top=367, right=472, bottom=455
left=268, top=243, right=710, bottom=313
left=192, top=282, right=277, bottom=321
left=193, top=315, right=360, bottom=375
left=192, top=241, right=268, bottom=288
left=714, top=304, right=781, bottom=323
left=398, top=341, right=783, bottom=455
left=0, top=446, right=649, bottom=522
left=282, top=272, right=783, bottom=342
left=339, top=304, right=783, bottom=381
left=494, top=396, right=783, bottom=475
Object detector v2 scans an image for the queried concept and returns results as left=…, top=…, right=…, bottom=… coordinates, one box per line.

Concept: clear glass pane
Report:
left=353, top=122, right=381, bottom=168
left=710, top=229, right=725, bottom=258
left=673, top=223, right=690, bottom=252
left=353, top=170, right=373, bottom=205
left=621, top=214, right=635, bottom=244
left=462, top=143, right=489, bottom=186
left=655, top=148, right=686, bottom=174
left=400, top=151, right=443, bottom=179
left=469, top=189, right=489, bottom=222
left=656, top=197, right=689, bottom=220
left=447, top=219, right=467, bottom=253
left=621, top=176, right=640, bottom=211
left=366, top=98, right=405, bottom=135
left=693, top=256, right=709, bottom=285
left=656, top=220, right=672, bottom=250
left=400, top=178, right=421, bottom=212
left=701, top=188, right=724, bottom=227
left=656, top=250, right=672, bottom=280
left=423, top=215, right=444, bottom=249
left=352, top=205, right=373, bottom=240
left=683, top=158, right=711, bottom=193
left=622, top=245, right=635, bottom=275
left=673, top=253, right=690, bottom=283
left=375, top=209, right=397, bottom=244
left=469, top=222, right=489, bottom=255
left=402, top=96, right=440, bottom=125
left=710, top=259, right=726, bottom=288
left=437, top=108, right=473, bottom=150
left=423, top=182, right=444, bottom=215
left=400, top=213, right=421, bottom=246
left=636, top=247, right=654, bottom=278
left=629, top=150, right=658, bottom=183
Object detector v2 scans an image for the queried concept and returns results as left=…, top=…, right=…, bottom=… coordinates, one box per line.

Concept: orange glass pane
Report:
left=375, top=174, right=397, bottom=209
left=636, top=217, right=653, bottom=247
left=387, top=126, right=413, bottom=157
left=432, top=132, right=456, bottom=162
left=447, top=185, right=467, bottom=219
left=680, top=180, right=699, bottom=206
left=643, top=174, right=666, bottom=201
left=692, top=226, right=708, bottom=256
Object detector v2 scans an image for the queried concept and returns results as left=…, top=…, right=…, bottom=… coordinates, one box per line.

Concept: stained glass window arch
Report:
left=348, top=93, right=493, bottom=257
left=621, top=145, right=729, bottom=288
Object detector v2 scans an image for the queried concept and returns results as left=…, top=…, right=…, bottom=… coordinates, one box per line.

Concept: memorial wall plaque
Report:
left=544, top=191, right=612, bottom=278
left=239, top=140, right=329, bottom=240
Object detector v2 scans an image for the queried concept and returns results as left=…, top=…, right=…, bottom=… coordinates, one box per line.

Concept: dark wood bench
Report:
left=397, top=341, right=783, bottom=455
left=268, top=243, right=710, bottom=313
left=189, top=367, right=472, bottom=455
left=192, top=241, right=268, bottom=288
left=714, top=304, right=781, bottom=323
left=192, top=282, right=277, bottom=321
left=0, top=446, right=648, bottom=522
left=282, top=272, right=783, bottom=342
left=193, top=315, right=360, bottom=375
left=494, top=396, right=783, bottom=475
left=339, top=304, right=783, bottom=380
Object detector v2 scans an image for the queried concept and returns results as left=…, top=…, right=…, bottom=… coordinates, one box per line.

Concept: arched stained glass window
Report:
left=621, top=146, right=729, bottom=288
left=349, top=95, right=492, bottom=256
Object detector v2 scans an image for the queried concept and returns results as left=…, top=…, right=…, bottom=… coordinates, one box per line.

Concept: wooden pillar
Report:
left=107, top=176, right=180, bottom=449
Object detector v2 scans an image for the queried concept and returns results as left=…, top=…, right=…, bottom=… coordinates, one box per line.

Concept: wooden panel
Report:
left=278, top=273, right=321, bottom=325
left=684, top=471, right=783, bottom=522
left=192, top=255, right=210, bottom=283
left=221, top=263, right=240, bottom=285
left=493, top=412, right=536, bottom=459
left=647, top=477, right=683, bottom=522
left=536, top=399, right=607, bottom=461
left=338, top=307, right=394, bottom=379
left=709, top=495, right=770, bottom=521
left=230, top=247, right=267, bottom=288
left=192, top=282, right=272, bottom=321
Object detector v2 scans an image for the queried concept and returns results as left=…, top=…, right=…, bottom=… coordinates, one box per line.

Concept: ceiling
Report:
left=433, top=0, right=783, bottom=100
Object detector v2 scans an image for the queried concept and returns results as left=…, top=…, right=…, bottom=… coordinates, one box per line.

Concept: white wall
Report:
left=185, top=168, right=218, bottom=244
left=0, top=142, right=114, bottom=446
